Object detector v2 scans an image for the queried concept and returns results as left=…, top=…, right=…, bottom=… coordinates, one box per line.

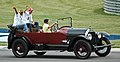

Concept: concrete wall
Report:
left=104, top=0, right=120, bottom=15
left=0, top=29, right=9, bottom=42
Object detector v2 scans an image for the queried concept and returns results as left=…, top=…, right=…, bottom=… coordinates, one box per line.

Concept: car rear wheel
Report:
left=95, top=37, right=111, bottom=57
left=73, top=40, right=92, bottom=59
left=12, top=39, right=29, bottom=58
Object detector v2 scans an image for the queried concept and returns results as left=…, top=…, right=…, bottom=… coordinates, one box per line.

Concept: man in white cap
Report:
left=23, top=7, right=34, bottom=32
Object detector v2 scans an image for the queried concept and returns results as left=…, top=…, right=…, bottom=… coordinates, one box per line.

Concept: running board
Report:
left=93, top=44, right=115, bottom=48
left=34, top=44, right=69, bottom=50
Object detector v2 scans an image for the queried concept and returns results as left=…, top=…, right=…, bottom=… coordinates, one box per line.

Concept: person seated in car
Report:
left=23, top=6, right=39, bottom=32
left=42, top=19, right=57, bottom=33
left=12, top=7, right=28, bottom=32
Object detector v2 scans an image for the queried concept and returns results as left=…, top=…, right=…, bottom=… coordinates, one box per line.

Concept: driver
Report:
left=42, top=19, right=56, bottom=33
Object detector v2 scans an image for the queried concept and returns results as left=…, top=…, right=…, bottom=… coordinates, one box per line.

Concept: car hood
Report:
left=67, top=28, right=90, bottom=37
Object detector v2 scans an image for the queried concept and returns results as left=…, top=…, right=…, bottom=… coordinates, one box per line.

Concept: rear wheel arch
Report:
left=9, top=36, right=32, bottom=49
left=8, top=37, right=21, bottom=49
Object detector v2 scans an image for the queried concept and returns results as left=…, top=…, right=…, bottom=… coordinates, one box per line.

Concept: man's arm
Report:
left=24, top=6, right=29, bottom=12
left=13, top=7, right=18, bottom=14
left=48, top=22, right=57, bottom=29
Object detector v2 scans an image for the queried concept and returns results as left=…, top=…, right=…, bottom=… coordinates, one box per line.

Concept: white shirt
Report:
left=42, top=23, right=51, bottom=33
left=13, top=13, right=23, bottom=26
left=23, top=11, right=33, bottom=24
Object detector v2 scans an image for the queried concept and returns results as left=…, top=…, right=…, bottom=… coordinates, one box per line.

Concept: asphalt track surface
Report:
left=0, top=49, right=120, bottom=62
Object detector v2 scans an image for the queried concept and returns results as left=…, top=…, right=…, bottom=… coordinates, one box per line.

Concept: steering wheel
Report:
left=51, top=24, right=58, bottom=32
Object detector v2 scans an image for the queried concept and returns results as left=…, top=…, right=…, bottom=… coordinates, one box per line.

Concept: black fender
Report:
left=7, top=35, right=32, bottom=49
left=7, top=31, right=15, bottom=49
left=97, top=32, right=110, bottom=38
left=68, top=35, right=92, bottom=51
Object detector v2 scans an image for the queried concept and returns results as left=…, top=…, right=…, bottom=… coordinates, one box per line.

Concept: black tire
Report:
left=95, top=37, right=111, bottom=57
left=73, top=40, right=92, bottom=59
left=12, top=39, right=29, bottom=58
left=34, top=51, right=46, bottom=55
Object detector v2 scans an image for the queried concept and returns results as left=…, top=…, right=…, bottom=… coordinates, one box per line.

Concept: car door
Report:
left=23, top=32, right=66, bottom=44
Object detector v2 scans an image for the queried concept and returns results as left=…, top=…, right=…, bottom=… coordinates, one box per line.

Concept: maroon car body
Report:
left=16, top=29, right=68, bottom=44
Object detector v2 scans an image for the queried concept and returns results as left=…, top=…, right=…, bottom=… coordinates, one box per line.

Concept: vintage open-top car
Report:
left=7, top=17, right=113, bottom=59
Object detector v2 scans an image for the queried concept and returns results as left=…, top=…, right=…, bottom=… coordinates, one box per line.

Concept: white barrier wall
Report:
left=0, top=33, right=9, bottom=42
left=104, top=0, right=120, bottom=15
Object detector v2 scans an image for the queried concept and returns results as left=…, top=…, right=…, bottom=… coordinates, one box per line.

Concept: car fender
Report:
left=8, top=35, right=32, bottom=49
left=71, top=35, right=90, bottom=43
left=96, top=32, right=110, bottom=38
left=77, top=35, right=92, bottom=40
left=15, top=35, right=32, bottom=44
left=68, top=35, right=91, bottom=50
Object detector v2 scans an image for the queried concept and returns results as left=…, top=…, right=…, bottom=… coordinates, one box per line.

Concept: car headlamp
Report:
left=87, top=34, right=92, bottom=40
left=98, top=34, right=102, bottom=39
left=96, top=32, right=102, bottom=39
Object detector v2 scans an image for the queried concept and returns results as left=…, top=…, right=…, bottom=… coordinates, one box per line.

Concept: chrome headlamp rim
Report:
left=96, top=32, right=102, bottom=39
left=86, top=33, right=92, bottom=40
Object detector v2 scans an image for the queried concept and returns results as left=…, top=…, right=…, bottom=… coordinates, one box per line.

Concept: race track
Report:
left=0, top=50, right=120, bottom=62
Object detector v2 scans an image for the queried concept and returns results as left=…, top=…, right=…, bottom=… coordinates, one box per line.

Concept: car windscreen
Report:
left=57, top=17, right=72, bottom=28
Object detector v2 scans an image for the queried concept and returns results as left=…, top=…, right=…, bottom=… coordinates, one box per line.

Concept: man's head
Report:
left=19, top=10, right=23, bottom=15
left=28, top=8, right=33, bottom=14
left=44, top=19, right=49, bottom=24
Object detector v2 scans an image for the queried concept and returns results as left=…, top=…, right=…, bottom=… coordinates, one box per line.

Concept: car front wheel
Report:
left=95, top=37, right=111, bottom=57
left=73, top=40, right=92, bottom=59
left=12, top=39, right=29, bottom=58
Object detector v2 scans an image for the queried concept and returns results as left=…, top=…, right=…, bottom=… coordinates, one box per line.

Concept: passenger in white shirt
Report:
left=42, top=19, right=57, bottom=33
left=13, top=7, right=28, bottom=32
left=23, top=7, right=34, bottom=32
left=23, top=8, right=33, bottom=23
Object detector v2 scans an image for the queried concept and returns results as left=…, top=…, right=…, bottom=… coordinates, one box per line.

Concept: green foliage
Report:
left=0, top=0, right=120, bottom=34
left=111, top=40, right=120, bottom=48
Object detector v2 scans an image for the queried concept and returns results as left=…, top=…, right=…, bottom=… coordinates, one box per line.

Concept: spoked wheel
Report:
left=12, top=39, right=29, bottom=58
left=95, top=37, right=111, bottom=57
left=73, top=40, right=92, bottom=59
left=34, top=51, right=46, bottom=55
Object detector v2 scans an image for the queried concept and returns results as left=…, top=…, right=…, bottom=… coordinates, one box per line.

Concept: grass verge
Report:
left=0, top=42, right=7, bottom=46
left=111, top=40, right=120, bottom=48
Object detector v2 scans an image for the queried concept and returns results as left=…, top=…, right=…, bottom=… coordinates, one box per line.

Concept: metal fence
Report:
left=104, top=0, right=120, bottom=15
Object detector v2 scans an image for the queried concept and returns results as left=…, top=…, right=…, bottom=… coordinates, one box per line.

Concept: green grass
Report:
left=0, top=0, right=120, bottom=47
left=0, top=42, right=7, bottom=46
left=0, top=0, right=120, bottom=34
left=111, top=40, right=120, bottom=48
